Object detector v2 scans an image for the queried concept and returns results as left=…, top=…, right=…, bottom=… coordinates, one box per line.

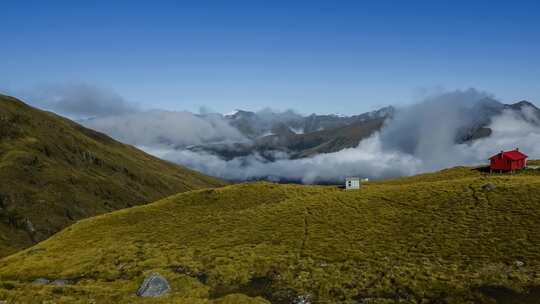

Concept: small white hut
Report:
left=345, top=177, right=361, bottom=190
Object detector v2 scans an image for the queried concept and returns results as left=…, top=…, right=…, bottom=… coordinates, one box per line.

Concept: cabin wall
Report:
left=490, top=158, right=508, bottom=170
left=490, top=157, right=526, bottom=171
left=346, top=179, right=360, bottom=190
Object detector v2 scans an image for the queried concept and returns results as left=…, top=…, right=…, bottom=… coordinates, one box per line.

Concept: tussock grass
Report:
left=0, top=94, right=226, bottom=257
left=1, top=166, right=539, bottom=303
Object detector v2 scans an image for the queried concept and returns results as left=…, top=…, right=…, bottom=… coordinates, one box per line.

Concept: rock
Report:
left=23, top=218, right=36, bottom=235
left=294, top=294, right=312, bottom=304
left=32, top=278, right=50, bottom=285
left=195, top=272, right=208, bottom=284
left=50, top=279, right=70, bottom=286
left=482, top=183, right=496, bottom=192
left=515, top=260, right=525, bottom=267
left=174, top=265, right=191, bottom=274
left=137, top=273, right=171, bottom=297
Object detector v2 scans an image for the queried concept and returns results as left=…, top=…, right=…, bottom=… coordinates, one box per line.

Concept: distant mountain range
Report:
left=455, top=99, right=540, bottom=142
left=189, top=99, right=540, bottom=160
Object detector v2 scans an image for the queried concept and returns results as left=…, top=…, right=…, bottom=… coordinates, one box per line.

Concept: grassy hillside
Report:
left=0, top=166, right=539, bottom=303
left=0, top=94, right=226, bottom=257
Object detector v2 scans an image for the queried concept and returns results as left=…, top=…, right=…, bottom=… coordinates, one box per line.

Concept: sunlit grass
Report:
left=0, top=165, right=539, bottom=303
left=0, top=94, right=226, bottom=257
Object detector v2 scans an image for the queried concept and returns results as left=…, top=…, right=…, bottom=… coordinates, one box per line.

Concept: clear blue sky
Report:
left=1, top=0, right=539, bottom=114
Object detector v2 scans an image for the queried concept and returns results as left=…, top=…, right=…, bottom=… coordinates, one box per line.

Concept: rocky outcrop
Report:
left=137, top=273, right=171, bottom=297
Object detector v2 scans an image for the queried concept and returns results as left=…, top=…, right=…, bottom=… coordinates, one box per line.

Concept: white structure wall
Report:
left=345, top=177, right=360, bottom=190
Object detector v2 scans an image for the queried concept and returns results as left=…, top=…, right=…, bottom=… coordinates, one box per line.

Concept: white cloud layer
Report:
left=18, top=84, right=137, bottom=118
left=84, top=110, right=247, bottom=147
left=12, top=84, right=540, bottom=183
left=141, top=90, right=540, bottom=183
left=152, top=106, right=540, bottom=183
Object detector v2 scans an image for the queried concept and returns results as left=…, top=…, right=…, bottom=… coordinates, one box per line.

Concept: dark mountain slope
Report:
left=188, top=118, right=385, bottom=162
left=457, top=98, right=540, bottom=142
left=0, top=94, right=226, bottom=256
left=225, top=106, right=394, bottom=139
left=254, top=117, right=386, bottom=158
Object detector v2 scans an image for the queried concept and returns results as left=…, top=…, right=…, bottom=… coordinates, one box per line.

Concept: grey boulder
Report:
left=482, top=183, right=496, bottom=192
left=137, top=273, right=171, bottom=297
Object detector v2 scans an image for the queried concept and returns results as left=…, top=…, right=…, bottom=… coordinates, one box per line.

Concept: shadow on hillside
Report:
left=478, top=285, right=540, bottom=304
left=473, top=166, right=491, bottom=173
left=472, top=165, right=539, bottom=175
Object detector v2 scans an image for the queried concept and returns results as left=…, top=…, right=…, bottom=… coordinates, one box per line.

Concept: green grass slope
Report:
left=0, top=166, right=539, bottom=303
left=0, top=94, right=226, bottom=257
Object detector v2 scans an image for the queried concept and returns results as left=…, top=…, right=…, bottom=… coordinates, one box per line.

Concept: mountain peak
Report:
left=224, top=109, right=257, bottom=119
left=511, top=100, right=538, bottom=110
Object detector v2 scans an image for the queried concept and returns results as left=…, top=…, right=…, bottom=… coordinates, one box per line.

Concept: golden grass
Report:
left=1, top=166, right=539, bottom=303
left=0, top=94, right=226, bottom=257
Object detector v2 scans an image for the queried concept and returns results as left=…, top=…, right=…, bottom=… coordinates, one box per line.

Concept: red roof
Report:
left=489, top=150, right=528, bottom=161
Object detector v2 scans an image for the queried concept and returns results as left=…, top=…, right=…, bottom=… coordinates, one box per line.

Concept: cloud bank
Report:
left=148, top=89, right=540, bottom=183
left=14, top=83, right=247, bottom=148
left=155, top=135, right=423, bottom=183
left=84, top=110, right=247, bottom=147
left=19, top=84, right=137, bottom=118
left=12, top=84, right=540, bottom=183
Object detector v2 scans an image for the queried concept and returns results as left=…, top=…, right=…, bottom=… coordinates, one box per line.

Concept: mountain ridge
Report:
left=191, top=99, right=539, bottom=164
left=0, top=94, right=226, bottom=257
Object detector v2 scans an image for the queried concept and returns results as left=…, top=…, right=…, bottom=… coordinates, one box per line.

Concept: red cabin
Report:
left=489, top=148, right=528, bottom=172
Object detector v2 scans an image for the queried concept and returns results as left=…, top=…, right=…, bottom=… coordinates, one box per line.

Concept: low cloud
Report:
left=454, top=107, right=540, bottom=162
left=155, top=135, right=422, bottom=183
left=19, top=84, right=137, bottom=118
left=155, top=106, right=540, bottom=183
left=142, top=89, right=540, bottom=183
left=13, top=84, right=540, bottom=183
left=13, top=83, right=248, bottom=148
left=84, top=110, right=247, bottom=147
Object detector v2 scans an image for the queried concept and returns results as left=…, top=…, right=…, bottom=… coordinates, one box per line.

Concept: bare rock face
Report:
left=23, top=218, right=37, bottom=243
left=136, top=273, right=171, bottom=297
